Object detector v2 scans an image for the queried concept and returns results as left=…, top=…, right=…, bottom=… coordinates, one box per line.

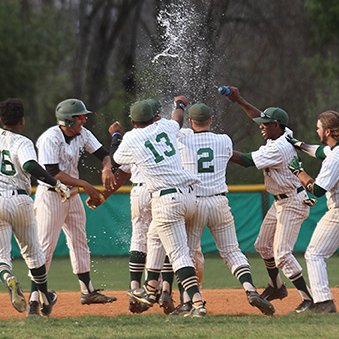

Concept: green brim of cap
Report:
left=252, top=117, right=274, bottom=124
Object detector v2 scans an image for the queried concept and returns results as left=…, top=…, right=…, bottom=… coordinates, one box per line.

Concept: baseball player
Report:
left=29, top=98, right=117, bottom=315
left=0, top=98, right=69, bottom=317
left=175, top=103, right=274, bottom=316
left=287, top=110, right=339, bottom=313
left=113, top=98, right=207, bottom=317
left=107, top=100, right=176, bottom=315
left=225, top=86, right=313, bottom=313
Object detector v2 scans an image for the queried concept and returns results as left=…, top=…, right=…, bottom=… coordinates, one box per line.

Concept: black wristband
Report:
left=176, top=101, right=186, bottom=111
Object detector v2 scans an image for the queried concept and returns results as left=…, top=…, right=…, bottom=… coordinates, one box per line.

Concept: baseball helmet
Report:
left=55, top=99, right=92, bottom=127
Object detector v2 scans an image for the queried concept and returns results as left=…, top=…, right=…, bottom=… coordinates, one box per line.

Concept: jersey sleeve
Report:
left=17, top=138, right=37, bottom=166
left=315, top=151, right=339, bottom=191
left=113, top=134, right=134, bottom=165
left=251, top=142, right=283, bottom=170
left=83, top=128, right=102, bottom=154
left=36, top=134, right=60, bottom=165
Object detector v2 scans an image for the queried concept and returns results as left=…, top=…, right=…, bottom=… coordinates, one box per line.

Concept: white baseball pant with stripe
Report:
left=34, top=187, right=90, bottom=274
left=0, top=192, right=45, bottom=269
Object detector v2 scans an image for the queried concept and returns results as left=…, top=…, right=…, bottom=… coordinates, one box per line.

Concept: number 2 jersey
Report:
left=0, top=128, right=37, bottom=194
left=177, top=128, right=233, bottom=196
left=113, top=118, right=199, bottom=193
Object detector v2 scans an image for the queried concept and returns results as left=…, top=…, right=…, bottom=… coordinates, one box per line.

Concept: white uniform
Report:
left=0, top=128, right=45, bottom=271
left=34, top=125, right=102, bottom=274
left=252, top=129, right=310, bottom=278
left=177, top=129, right=252, bottom=279
left=114, top=118, right=199, bottom=273
left=305, top=145, right=339, bottom=303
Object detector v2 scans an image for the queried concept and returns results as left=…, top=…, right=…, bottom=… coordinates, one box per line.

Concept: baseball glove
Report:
left=85, top=193, right=106, bottom=210
left=288, top=156, right=304, bottom=176
left=54, top=180, right=71, bottom=202
left=286, top=134, right=304, bottom=150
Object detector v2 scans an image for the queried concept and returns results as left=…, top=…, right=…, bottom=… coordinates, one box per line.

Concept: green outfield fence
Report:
left=11, top=185, right=328, bottom=257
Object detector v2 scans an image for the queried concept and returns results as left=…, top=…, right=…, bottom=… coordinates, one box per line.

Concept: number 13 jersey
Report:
left=113, top=118, right=199, bottom=193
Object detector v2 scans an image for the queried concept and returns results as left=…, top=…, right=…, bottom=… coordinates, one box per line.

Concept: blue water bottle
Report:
left=218, top=85, right=231, bottom=96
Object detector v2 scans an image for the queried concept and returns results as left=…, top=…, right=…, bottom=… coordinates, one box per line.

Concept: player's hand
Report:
left=288, top=156, right=304, bottom=176
left=54, top=180, right=71, bottom=202
left=108, top=121, right=123, bottom=135
left=303, top=197, right=317, bottom=207
left=85, top=193, right=105, bottom=210
left=286, top=134, right=304, bottom=150
left=174, top=95, right=189, bottom=108
left=227, top=86, right=241, bottom=102
left=102, top=167, right=116, bottom=190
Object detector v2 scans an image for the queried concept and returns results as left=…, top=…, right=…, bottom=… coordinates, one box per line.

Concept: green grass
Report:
left=1, top=253, right=338, bottom=339
left=7, top=253, right=339, bottom=292
left=0, top=314, right=339, bottom=339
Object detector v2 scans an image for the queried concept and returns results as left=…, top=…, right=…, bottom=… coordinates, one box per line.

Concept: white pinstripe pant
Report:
left=34, top=186, right=89, bottom=274
left=130, top=185, right=151, bottom=253
left=305, top=208, right=339, bottom=303
left=254, top=192, right=309, bottom=278
left=186, top=195, right=249, bottom=274
left=146, top=188, right=196, bottom=272
left=0, top=194, right=45, bottom=270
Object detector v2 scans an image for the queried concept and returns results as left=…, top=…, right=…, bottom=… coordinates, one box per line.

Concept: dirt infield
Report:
left=1, top=288, right=338, bottom=319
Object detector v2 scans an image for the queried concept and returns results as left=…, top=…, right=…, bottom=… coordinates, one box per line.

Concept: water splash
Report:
left=137, top=1, right=222, bottom=116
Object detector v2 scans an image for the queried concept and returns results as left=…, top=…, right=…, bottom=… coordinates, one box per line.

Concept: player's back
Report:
left=0, top=128, right=34, bottom=193
left=114, top=119, right=198, bottom=192
left=177, top=129, right=232, bottom=196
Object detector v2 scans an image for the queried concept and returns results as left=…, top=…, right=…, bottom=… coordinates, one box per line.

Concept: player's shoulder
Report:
left=38, top=125, right=60, bottom=139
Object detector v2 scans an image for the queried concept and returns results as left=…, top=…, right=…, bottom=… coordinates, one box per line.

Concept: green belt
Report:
left=0, top=189, right=27, bottom=197
left=132, top=183, right=144, bottom=187
left=159, top=188, right=178, bottom=196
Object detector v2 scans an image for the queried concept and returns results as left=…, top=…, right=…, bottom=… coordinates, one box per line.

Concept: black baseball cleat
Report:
left=128, top=286, right=158, bottom=306
left=159, top=291, right=175, bottom=315
left=260, top=284, right=288, bottom=301
left=128, top=296, right=150, bottom=314
left=170, top=302, right=192, bottom=316
left=6, top=276, right=26, bottom=313
left=41, top=290, right=58, bottom=317
left=27, top=301, right=40, bottom=317
left=81, top=289, right=117, bottom=305
left=247, top=290, right=275, bottom=316
left=310, top=300, right=336, bottom=314
left=184, top=301, right=207, bottom=318
left=295, top=299, right=313, bottom=313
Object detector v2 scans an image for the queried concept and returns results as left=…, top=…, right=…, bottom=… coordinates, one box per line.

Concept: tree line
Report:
left=0, top=0, right=337, bottom=184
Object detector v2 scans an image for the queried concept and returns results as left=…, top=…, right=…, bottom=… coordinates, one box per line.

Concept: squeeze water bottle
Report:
left=218, top=85, right=231, bottom=96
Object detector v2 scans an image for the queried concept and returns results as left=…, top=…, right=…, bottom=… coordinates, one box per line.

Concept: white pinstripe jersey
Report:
left=113, top=118, right=199, bottom=192
left=36, top=125, right=102, bottom=185
left=251, top=129, right=301, bottom=195
left=177, top=128, right=232, bottom=196
left=315, top=145, right=339, bottom=209
left=119, top=164, right=144, bottom=184
left=0, top=128, right=36, bottom=194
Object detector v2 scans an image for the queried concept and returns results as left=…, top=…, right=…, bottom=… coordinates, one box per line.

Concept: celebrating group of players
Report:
left=0, top=85, right=338, bottom=318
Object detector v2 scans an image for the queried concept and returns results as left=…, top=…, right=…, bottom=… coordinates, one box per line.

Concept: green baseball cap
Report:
left=188, top=103, right=212, bottom=122
left=129, top=100, right=153, bottom=122
left=253, top=107, right=289, bottom=126
left=147, top=98, right=162, bottom=116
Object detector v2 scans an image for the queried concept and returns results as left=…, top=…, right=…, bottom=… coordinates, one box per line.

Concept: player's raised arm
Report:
left=224, top=86, right=262, bottom=119
left=172, top=95, right=189, bottom=127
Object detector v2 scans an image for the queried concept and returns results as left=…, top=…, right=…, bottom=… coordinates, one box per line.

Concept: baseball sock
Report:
left=264, top=257, right=283, bottom=288
left=175, top=267, right=201, bottom=303
left=0, top=262, right=12, bottom=284
left=233, top=265, right=256, bottom=291
left=129, top=251, right=146, bottom=289
left=145, top=269, right=161, bottom=291
left=30, top=265, right=48, bottom=295
left=78, top=272, right=94, bottom=294
left=161, top=256, right=174, bottom=294
left=289, top=272, right=313, bottom=300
